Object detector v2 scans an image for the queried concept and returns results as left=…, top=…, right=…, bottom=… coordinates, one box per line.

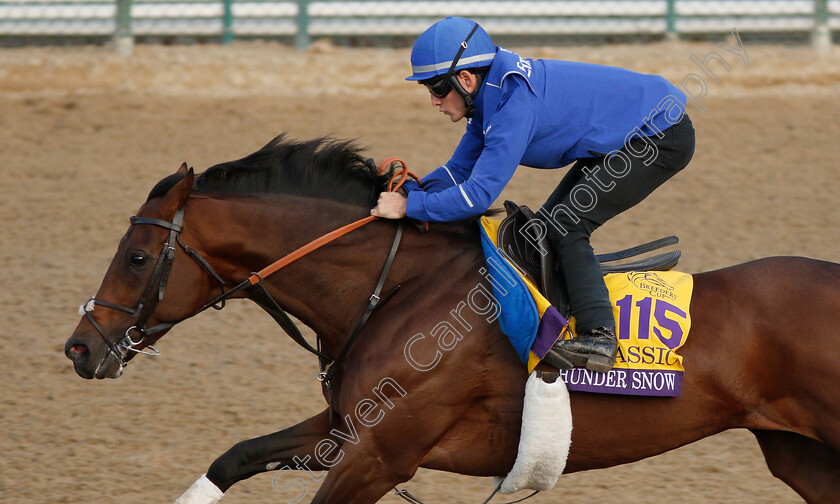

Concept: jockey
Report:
left=371, top=17, right=695, bottom=373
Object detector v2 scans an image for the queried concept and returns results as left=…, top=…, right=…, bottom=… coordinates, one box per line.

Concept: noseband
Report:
left=80, top=206, right=226, bottom=372
left=80, top=158, right=417, bottom=378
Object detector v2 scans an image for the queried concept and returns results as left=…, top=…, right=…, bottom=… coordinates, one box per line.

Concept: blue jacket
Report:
left=405, top=47, right=687, bottom=222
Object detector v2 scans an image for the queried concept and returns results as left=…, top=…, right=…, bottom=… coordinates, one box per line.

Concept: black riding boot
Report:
left=545, top=327, right=618, bottom=373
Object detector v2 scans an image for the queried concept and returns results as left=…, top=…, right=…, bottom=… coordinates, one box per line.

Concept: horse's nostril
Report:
left=66, top=342, right=90, bottom=361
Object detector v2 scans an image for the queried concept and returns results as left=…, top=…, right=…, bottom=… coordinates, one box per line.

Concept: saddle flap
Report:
left=497, top=201, right=561, bottom=306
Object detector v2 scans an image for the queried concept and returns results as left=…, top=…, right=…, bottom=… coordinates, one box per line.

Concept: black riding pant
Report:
left=538, top=114, right=695, bottom=332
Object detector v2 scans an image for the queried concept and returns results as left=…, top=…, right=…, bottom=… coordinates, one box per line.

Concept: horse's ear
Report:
left=159, top=165, right=194, bottom=218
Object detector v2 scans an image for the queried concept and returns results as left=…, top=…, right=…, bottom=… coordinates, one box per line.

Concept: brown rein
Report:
left=83, top=158, right=419, bottom=370
left=247, top=157, right=419, bottom=286
left=248, top=215, right=377, bottom=285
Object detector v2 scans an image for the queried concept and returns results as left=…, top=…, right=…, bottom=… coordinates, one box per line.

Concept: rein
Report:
left=80, top=158, right=418, bottom=379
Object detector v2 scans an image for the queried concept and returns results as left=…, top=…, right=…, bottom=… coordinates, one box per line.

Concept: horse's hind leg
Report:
left=203, top=408, right=333, bottom=492
left=752, top=429, right=840, bottom=504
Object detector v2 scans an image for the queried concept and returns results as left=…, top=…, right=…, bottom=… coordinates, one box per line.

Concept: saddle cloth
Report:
left=479, top=216, right=694, bottom=397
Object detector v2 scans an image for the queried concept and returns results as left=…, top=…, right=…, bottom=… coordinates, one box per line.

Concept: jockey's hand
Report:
left=371, top=192, right=407, bottom=219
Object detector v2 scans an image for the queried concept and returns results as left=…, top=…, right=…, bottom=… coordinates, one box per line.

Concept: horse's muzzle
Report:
left=64, top=336, right=123, bottom=379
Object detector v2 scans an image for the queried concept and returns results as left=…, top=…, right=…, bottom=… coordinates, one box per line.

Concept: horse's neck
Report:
left=189, top=195, right=465, bottom=351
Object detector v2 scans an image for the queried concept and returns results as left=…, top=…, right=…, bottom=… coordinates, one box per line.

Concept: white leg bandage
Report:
left=497, top=371, right=573, bottom=493
left=174, top=474, right=224, bottom=504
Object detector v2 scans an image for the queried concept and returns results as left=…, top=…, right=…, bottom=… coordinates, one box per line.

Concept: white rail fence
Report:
left=0, top=0, right=837, bottom=52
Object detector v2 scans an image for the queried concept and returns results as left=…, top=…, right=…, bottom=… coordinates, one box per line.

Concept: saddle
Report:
left=496, top=201, right=681, bottom=318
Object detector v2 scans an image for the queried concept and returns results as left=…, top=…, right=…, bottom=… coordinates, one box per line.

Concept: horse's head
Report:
left=65, top=164, right=218, bottom=379
left=65, top=136, right=401, bottom=379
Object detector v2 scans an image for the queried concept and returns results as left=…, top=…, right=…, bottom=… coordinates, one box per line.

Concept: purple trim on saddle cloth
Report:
left=559, top=368, right=683, bottom=397
left=532, top=306, right=567, bottom=358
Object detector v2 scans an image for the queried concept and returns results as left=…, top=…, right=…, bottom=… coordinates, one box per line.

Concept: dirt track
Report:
left=2, top=38, right=840, bottom=503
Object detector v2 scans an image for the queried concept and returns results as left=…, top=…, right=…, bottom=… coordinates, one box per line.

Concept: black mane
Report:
left=147, top=135, right=391, bottom=207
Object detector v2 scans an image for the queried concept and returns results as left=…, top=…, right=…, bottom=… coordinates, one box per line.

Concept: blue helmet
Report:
left=406, top=17, right=496, bottom=82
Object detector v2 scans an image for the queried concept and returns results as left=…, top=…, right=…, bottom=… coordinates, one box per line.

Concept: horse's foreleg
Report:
left=175, top=407, right=334, bottom=504
left=752, top=429, right=840, bottom=504
left=208, top=408, right=333, bottom=491
left=309, top=444, right=419, bottom=504
left=304, top=412, right=433, bottom=504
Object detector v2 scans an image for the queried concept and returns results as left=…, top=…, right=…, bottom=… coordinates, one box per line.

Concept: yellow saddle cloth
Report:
left=560, top=270, right=693, bottom=396
left=480, top=215, right=693, bottom=396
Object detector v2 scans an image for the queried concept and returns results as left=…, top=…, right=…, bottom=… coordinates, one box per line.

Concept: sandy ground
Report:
left=2, top=37, right=840, bottom=503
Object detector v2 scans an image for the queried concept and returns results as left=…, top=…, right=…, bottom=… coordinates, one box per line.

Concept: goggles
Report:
left=423, top=76, right=454, bottom=98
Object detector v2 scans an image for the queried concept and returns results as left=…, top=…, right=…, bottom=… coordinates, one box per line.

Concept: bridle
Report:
left=79, top=157, right=416, bottom=379
left=80, top=206, right=228, bottom=375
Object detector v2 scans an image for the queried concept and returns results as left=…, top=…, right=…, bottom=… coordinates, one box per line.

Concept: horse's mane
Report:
left=147, top=134, right=390, bottom=207
left=145, top=134, right=501, bottom=228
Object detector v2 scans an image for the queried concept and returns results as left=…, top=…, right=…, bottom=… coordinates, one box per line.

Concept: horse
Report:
left=65, top=135, right=840, bottom=503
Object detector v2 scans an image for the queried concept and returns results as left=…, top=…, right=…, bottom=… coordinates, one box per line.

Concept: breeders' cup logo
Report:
left=627, top=272, right=677, bottom=300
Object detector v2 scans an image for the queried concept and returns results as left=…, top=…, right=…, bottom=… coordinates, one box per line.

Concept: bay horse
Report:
left=65, top=135, right=840, bottom=503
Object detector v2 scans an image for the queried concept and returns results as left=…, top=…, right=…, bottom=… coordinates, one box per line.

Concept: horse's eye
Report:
left=129, top=252, right=147, bottom=268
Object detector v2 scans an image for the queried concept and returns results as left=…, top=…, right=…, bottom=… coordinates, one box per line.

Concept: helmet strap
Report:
left=442, top=22, right=482, bottom=118
left=448, top=71, right=483, bottom=118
